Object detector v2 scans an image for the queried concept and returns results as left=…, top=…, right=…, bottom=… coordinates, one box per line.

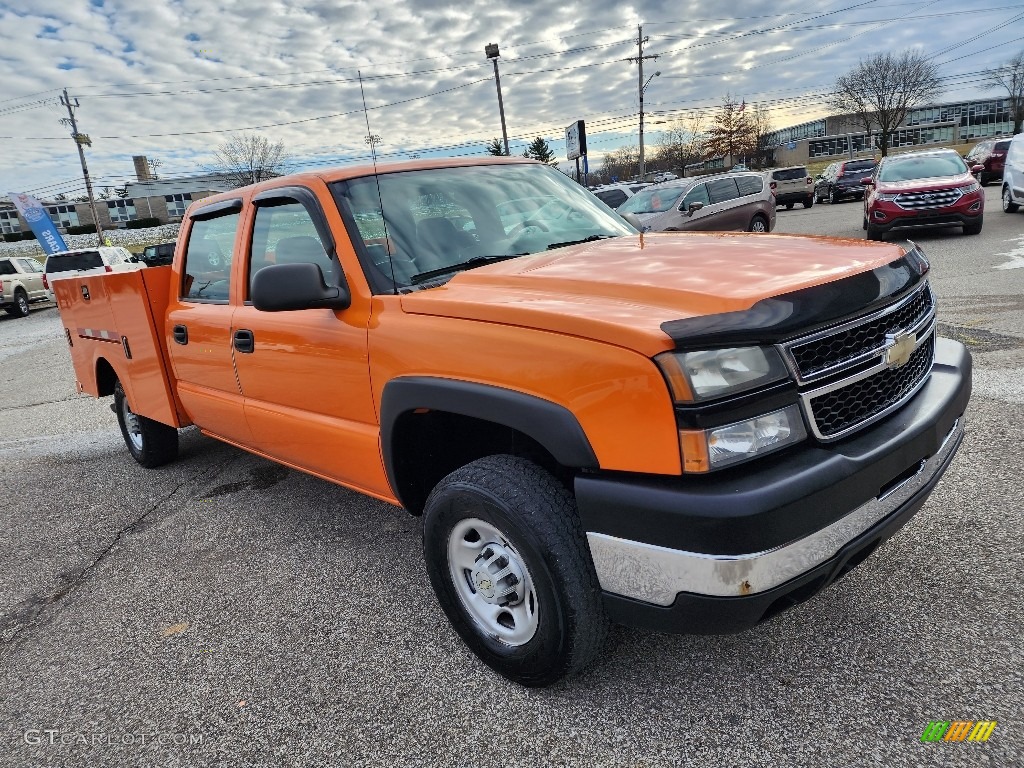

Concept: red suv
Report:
left=965, top=138, right=1010, bottom=186
left=862, top=149, right=983, bottom=240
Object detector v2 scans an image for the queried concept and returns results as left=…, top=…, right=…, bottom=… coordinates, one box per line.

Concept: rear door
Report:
left=164, top=199, right=253, bottom=444
left=15, top=258, right=46, bottom=300
left=704, top=177, right=745, bottom=230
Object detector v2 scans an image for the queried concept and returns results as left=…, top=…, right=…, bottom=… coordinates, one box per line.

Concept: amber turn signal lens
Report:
left=678, top=429, right=710, bottom=473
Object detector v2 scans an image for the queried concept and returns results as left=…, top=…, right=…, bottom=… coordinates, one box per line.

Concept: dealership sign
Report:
left=565, top=120, right=587, bottom=161
left=8, top=192, right=68, bottom=255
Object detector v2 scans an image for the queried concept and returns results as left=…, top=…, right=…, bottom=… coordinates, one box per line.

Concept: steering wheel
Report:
left=507, top=218, right=551, bottom=236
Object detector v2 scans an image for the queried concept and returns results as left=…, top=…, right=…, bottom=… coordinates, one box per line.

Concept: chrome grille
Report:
left=806, top=337, right=934, bottom=439
left=788, top=285, right=934, bottom=382
left=895, top=188, right=962, bottom=210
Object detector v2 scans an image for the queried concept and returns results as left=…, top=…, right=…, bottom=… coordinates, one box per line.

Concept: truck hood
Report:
left=399, top=232, right=907, bottom=356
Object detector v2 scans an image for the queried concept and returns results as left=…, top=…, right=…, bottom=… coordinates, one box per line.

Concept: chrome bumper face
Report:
left=586, top=418, right=965, bottom=607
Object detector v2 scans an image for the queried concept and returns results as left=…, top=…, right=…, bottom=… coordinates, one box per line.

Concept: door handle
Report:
left=172, top=324, right=188, bottom=345
left=233, top=329, right=254, bottom=354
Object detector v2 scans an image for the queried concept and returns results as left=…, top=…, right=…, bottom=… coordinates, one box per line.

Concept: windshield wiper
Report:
left=409, top=254, right=528, bottom=285
left=546, top=234, right=613, bottom=250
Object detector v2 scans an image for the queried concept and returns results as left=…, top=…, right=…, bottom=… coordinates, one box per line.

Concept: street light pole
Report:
left=629, top=25, right=659, bottom=180
left=485, top=43, right=510, bottom=156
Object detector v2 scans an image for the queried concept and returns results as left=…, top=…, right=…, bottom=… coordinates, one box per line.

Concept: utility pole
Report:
left=628, top=25, right=659, bottom=181
left=60, top=88, right=103, bottom=247
left=485, top=44, right=510, bottom=155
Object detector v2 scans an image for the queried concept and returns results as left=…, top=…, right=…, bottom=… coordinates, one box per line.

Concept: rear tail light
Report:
left=104, top=265, right=113, bottom=272
left=770, top=181, right=777, bottom=190
left=806, top=177, right=813, bottom=184
left=42, top=274, right=49, bottom=289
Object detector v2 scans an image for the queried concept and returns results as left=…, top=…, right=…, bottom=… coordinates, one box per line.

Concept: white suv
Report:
left=1001, top=133, right=1024, bottom=215
left=43, top=246, right=143, bottom=301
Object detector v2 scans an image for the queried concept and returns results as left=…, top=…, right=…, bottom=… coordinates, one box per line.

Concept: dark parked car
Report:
left=140, top=241, right=176, bottom=267
left=965, top=138, right=1010, bottom=186
left=814, top=158, right=877, bottom=204
left=862, top=149, right=983, bottom=240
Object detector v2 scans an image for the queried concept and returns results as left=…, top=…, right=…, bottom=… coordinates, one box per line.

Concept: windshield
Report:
left=333, top=163, right=634, bottom=290
left=877, top=153, right=968, bottom=182
left=617, top=185, right=686, bottom=214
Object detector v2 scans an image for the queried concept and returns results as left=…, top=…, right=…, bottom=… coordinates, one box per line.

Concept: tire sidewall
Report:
left=423, top=482, right=574, bottom=684
left=16, top=292, right=30, bottom=317
left=114, top=383, right=146, bottom=463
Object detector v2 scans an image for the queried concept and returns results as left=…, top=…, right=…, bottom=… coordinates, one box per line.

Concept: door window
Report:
left=706, top=178, right=740, bottom=204
left=248, top=202, right=334, bottom=297
left=0, top=260, right=16, bottom=275
left=681, top=184, right=710, bottom=209
left=182, top=211, right=239, bottom=302
left=734, top=175, right=763, bottom=197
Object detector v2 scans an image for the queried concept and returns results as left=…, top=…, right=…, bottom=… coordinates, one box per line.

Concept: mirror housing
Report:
left=619, top=211, right=645, bottom=232
left=860, top=177, right=874, bottom=186
left=251, top=263, right=351, bottom=312
left=971, top=163, right=985, bottom=174
left=686, top=201, right=704, bottom=216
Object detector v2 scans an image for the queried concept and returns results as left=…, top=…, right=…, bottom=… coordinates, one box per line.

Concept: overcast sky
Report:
left=1, top=0, right=1022, bottom=198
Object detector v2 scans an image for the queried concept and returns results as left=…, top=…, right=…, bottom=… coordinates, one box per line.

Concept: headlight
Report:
left=656, top=346, right=790, bottom=403
left=958, top=180, right=980, bottom=194
left=679, top=404, right=808, bottom=472
left=876, top=193, right=898, bottom=201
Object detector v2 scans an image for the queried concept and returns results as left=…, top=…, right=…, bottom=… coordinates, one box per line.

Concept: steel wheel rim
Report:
left=1004, top=188, right=1012, bottom=212
left=17, top=295, right=28, bottom=313
left=447, top=517, right=539, bottom=646
left=121, top=397, right=144, bottom=451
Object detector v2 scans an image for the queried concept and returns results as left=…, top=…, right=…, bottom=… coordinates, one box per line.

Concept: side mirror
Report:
left=686, top=201, right=704, bottom=216
left=251, top=263, right=351, bottom=312
left=619, top=212, right=645, bottom=232
left=860, top=177, right=874, bottom=186
left=971, top=164, right=985, bottom=174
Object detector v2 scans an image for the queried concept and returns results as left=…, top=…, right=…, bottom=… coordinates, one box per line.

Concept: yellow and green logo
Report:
left=921, top=721, right=997, bottom=742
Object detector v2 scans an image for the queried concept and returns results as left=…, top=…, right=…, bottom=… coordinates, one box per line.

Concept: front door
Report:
left=231, top=190, right=387, bottom=497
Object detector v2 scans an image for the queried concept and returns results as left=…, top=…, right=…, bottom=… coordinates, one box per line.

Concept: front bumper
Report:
left=870, top=206, right=982, bottom=233
left=576, top=337, right=971, bottom=633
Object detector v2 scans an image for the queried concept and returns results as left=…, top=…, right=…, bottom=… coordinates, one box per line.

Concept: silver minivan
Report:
left=1002, top=133, right=1024, bottom=215
left=616, top=172, right=777, bottom=232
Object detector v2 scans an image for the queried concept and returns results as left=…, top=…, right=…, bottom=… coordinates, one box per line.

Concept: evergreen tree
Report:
left=523, top=137, right=557, bottom=165
left=486, top=137, right=509, bottom=156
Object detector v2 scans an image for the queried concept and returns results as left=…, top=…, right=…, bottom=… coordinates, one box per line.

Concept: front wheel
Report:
left=114, top=382, right=178, bottom=468
left=828, top=188, right=837, bottom=204
left=422, top=455, right=608, bottom=687
left=1004, top=186, right=1020, bottom=213
left=803, top=196, right=814, bottom=208
left=963, top=217, right=983, bottom=235
left=866, top=222, right=884, bottom=241
left=748, top=214, right=769, bottom=233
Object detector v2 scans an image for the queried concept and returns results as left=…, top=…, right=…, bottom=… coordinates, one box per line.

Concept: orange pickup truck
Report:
left=54, top=157, right=971, bottom=686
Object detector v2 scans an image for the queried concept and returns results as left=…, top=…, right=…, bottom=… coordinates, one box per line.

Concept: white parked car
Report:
left=591, top=183, right=650, bottom=209
left=43, top=246, right=143, bottom=301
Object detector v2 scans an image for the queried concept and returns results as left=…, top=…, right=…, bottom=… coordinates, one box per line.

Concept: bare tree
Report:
left=833, top=50, right=941, bottom=157
left=655, top=111, right=707, bottom=175
left=986, top=49, right=1024, bottom=135
left=598, top=144, right=639, bottom=183
left=212, top=133, right=289, bottom=187
left=746, top=104, right=774, bottom=169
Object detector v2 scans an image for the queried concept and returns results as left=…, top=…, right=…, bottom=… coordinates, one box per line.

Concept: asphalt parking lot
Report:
left=1, top=188, right=1021, bottom=767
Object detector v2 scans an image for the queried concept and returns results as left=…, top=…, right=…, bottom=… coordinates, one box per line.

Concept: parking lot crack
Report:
left=0, top=460, right=230, bottom=653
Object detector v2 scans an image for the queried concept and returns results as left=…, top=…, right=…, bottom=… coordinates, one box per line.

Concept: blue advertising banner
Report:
left=8, top=192, right=68, bottom=255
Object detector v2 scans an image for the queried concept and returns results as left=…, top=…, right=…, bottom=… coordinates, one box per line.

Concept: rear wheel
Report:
left=1003, top=186, right=1020, bottom=213
left=422, top=455, right=607, bottom=687
left=803, top=196, right=814, bottom=209
left=748, top=214, right=769, bottom=233
left=4, top=289, right=30, bottom=317
left=114, top=382, right=178, bottom=468
left=785, top=202, right=794, bottom=210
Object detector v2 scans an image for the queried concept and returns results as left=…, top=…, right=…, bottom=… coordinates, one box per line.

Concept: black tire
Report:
left=866, top=223, right=884, bottom=241
left=4, top=289, right=30, bottom=318
left=1003, top=186, right=1020, bottom=213
left=748, top=214, right=769, bottom=233
left=785, top=202, right=794, bottom=210
left=963, top=217, right=983, bottom=235
left=114, top=382, right=178, bottom=468
left=422, top=455, right=608, bottom=687
left=862, top=214, right=868, bottom=231
left=979, top=173, right=990, bottom=187
left=828, top=188, right=837, bottom=204
left=803, top=196, right=814, bottom=209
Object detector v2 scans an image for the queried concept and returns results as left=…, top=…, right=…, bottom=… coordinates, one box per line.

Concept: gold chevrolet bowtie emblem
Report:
left=886, top=332, right=916, bottom=369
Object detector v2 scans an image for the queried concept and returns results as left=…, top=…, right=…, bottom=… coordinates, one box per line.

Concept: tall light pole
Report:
left=629, top=24, right=659, bottom=181
left=639, top=71, right=660, bottom=180
left=485, top=43, right=510, bottom=155
left=60, top=88, right=104, bottom=246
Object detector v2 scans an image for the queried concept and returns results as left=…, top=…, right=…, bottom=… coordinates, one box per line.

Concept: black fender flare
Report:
left=379, top=377, right=599, bottom=506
